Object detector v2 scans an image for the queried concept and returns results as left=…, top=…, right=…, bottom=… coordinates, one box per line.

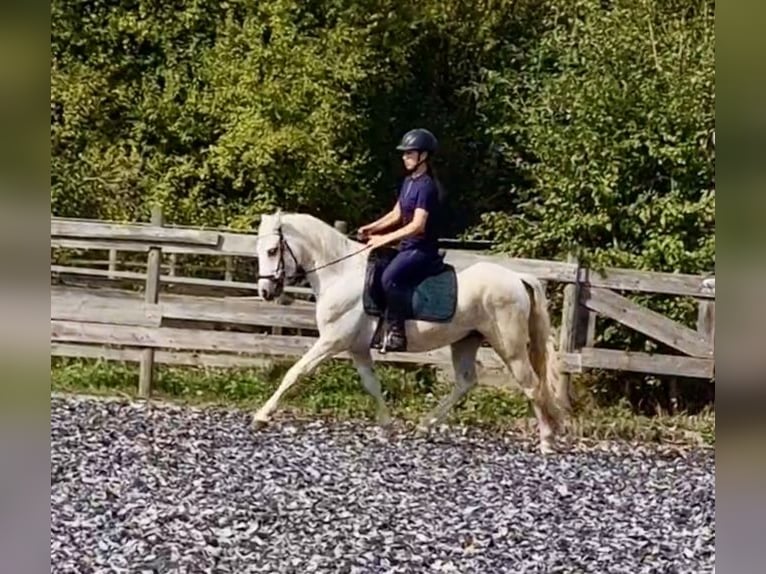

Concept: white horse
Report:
left=252, top=211, right=570, bottom=453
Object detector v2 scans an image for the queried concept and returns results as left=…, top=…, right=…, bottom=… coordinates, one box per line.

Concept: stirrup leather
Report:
left=370, top=316, right=386, bottom=350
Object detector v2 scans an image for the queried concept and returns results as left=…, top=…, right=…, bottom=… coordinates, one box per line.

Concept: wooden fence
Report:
left=50, top=209, right=715, bottom=397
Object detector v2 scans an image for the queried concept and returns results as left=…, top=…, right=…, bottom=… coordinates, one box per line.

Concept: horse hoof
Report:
left=539, top=440, right=556, bottom=455
left=377, top=419, right=393, bottom=431
left=373, top=425, right=392, bottom=442
left=251, top=415, right=269, bottom=430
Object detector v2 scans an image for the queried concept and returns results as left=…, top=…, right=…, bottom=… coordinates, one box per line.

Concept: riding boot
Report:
left=380, top=280, right=409, bottom=353
left=384, top=316, right=407, bottom=353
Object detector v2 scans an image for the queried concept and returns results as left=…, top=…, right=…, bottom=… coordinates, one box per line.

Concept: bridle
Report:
left=256, top=227, right=303, bottom=288
left=256, top=225, right=369, bottom=290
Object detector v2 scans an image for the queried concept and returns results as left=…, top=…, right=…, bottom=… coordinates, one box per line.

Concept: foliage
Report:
left=51, top=0, right=377, bottom=227
left=51, top=0, right=714, bottom=264
left=464, top=0, right=715, bottom=275
left=50, top=0, right=552, bottom=233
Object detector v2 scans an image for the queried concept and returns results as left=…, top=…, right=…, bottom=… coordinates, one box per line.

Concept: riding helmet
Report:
left=396, top=128, right=438, bottom=154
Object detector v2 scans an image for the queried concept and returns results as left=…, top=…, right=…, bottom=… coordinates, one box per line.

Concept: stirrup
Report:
left=381, top=325, right=407, bottom=353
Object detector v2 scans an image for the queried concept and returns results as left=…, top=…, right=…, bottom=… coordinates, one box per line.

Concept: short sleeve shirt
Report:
left=397, top=174, right=441, bottom=252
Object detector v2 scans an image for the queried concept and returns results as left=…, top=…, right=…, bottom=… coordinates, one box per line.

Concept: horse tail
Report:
left=522, top=275, right=571, bottom=431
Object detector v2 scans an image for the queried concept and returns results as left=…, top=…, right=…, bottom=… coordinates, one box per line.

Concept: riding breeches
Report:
left=380, top=248, right=442, bottom=322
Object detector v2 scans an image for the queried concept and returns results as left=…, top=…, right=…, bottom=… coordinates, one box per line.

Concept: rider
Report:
left=358, top=128, right=445, bottom=352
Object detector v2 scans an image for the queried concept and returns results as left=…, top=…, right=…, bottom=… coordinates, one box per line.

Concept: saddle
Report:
left=362, top=246, right=458, bottom=324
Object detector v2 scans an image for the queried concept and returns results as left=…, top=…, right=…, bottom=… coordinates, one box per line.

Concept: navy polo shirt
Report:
left=397, top=174, right=441, bottom=253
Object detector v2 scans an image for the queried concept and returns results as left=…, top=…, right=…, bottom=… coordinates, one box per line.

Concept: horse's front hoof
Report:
left=251, top=415, right=270, bottom=430
left=372, top=424, right=393, bottom=443
left=414, top=422, right=432, bottom=438
left=376, top=411, right=393, bottom=429
left=539, top=439, right=557, bottom=455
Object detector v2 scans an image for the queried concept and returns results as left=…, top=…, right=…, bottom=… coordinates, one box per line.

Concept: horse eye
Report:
left=267, top=247, right=278, bottom=257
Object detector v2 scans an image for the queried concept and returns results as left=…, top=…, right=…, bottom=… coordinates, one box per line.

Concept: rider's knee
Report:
left=381, top=266, right=399, bottom=291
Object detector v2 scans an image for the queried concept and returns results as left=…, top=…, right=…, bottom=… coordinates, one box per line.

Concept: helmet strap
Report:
left=404, top=151, right=429, bottom=175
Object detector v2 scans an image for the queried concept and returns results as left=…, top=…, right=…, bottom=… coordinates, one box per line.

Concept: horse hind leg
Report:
left=486, top=318, right=557, bottom=454
left=417, top=333, right=481, bottom=433
left=508, top=355, right=557, bottom=454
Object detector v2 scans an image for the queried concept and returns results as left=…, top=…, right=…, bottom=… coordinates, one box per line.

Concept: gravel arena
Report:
left=51, top=395, right=715, bottom=573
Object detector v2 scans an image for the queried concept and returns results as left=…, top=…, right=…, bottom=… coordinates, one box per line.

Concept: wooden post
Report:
left=697, top=278, right=715, bottom=392
left=697, top=277, right=715, bottom=347
left=224, top=256, right=234, bottom=282
left=698, top=278, right=715, bottom=403
left=168, top=253, right=177, bottom=277
left=556, top=254, right=580, bottom=410
left=573, top=267, right=597, bottom=348
left=108, top=249, right=118, bottom=279
left=334, top=220, right=348, bottom=234
left=138, top=205, right=163, bottom=398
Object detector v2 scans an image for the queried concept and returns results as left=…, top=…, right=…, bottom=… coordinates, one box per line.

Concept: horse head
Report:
left=255, top=210, right=363, bottom=301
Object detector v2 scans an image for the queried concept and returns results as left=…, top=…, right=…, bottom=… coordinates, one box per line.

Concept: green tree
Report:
left=466, top=0, right=715, bottom=275
left=51, top=0, right=714, bottom=271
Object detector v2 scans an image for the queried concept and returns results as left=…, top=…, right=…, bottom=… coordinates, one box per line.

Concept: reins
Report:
left=299, top=244, right=370, bottom=276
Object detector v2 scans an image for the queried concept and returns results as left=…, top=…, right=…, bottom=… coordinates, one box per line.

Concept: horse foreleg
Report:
left=351, top=350, right=391, bottom=427
left=417, top=334, right=481, bottom=432
left=252, top=337, right=337, bottom=427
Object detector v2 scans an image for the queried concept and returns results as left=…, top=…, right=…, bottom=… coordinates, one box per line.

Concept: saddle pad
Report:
left=409, top=266, right=458, bottom=322
left=363, top=249, right=458, bottom=323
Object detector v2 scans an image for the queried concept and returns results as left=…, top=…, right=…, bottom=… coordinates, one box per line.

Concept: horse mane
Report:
left=279, top=212, right=362, bottom=263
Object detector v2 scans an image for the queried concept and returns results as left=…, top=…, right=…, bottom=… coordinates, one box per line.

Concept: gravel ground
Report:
left=51, top=395, right=715, bottom=573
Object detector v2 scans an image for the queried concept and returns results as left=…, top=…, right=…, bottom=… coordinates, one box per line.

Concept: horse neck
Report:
left=282, top=214, right=364, bottom=296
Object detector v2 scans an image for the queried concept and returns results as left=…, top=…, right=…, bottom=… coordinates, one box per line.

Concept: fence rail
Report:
left=50, top=210, right=715, bottom=396
left=52, top=215, right=715, bottom=297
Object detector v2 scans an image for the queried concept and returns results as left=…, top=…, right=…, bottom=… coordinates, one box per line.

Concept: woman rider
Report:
left=358, top=128, right=444, bottom=352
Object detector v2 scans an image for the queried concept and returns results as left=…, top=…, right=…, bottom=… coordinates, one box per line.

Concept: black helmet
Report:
left=396, top=128, right=438, bottom=154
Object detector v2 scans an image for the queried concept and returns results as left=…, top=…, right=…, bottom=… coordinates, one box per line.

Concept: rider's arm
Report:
left=362, top=202, right=401, bottom=234
left=379, top=207, right=428, bottom=244
left=375, top=183, right=436, bottom=245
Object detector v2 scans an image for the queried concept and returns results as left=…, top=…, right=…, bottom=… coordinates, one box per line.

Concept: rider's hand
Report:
left=366, top=234, right=389, bottom=250
left=357, top=225, right=372, bottom=241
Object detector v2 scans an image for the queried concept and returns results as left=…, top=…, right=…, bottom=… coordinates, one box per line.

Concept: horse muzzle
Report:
left=258, top=277, right=283, bottom=301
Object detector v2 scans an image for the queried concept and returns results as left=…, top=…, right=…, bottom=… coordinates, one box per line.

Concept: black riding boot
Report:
left=384, top=316, right=407, bottom=352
